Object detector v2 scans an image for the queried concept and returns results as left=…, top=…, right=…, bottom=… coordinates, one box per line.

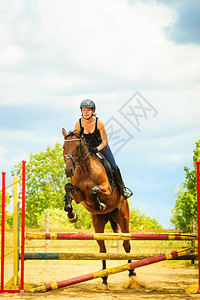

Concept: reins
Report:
left=63, top=137, right=92, bottom=169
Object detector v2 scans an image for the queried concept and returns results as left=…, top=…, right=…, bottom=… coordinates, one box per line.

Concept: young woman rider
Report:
left=73, top=99, right=133, bottom=199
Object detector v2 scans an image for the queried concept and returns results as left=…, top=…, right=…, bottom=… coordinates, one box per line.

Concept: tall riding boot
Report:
left=113, top=168, right=133, bottom=199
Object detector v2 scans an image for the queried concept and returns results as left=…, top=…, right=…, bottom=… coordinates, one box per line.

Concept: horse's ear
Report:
left=62, top=128, right=67, bottom=139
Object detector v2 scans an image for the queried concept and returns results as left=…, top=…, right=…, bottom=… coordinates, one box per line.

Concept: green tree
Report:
left=11, top=142, right=69, bottom=227
left=129, top=208, right=162, bottom=230
left=11, top=141, right=162, bottom=229
left=0, top=192, right=12, bottom=227
left=170, top=140, right=200, bottom=229
left=37, top=206, right=162, bottom=230
left=37, top=206, right=92, bottom=229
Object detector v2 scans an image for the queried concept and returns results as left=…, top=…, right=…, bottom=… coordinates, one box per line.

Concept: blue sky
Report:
left=0, top=0, right=200, bottom=228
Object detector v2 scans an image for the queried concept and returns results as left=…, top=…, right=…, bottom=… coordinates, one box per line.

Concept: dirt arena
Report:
left=1, top=260, right=200, bottom=300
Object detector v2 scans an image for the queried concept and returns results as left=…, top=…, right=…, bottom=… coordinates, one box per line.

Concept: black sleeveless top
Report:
left=79, top=117, right=102, bottom=147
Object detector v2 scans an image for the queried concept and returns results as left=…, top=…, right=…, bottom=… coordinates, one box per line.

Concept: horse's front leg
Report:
left=64, top=183, right=77, bottom=223
left=91, top=186, right=106, bottom=211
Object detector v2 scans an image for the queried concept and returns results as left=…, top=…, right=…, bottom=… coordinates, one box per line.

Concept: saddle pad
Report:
left=96, top=153, right=115, bottom=188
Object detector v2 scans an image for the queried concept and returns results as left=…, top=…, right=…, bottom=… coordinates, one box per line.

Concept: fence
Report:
left=1, top=161, right=200, bottom=293
left=2, top=225, right=197, bottom=257
left=0, top=161, right=26, bottom=293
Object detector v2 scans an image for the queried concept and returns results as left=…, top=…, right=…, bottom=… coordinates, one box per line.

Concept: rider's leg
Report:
left=99, top=145, right=118, bottom=170
left=113, top=167, right=133, bottom=199
left=99, top=145, right=133, bottom=199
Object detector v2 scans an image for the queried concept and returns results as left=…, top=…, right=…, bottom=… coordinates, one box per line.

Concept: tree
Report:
left=11, top=142, right=69, bottom=227
left=170, top=140, right=200, bottom=229
left=37, top=206, right=93, bottom=229
left=37, top=206, right=162, bottom=230
left=11, top=141, right=162, bottom=229
left=129, top=208, right=162, bottom=230
left=0, top=192, right=12, bottom=227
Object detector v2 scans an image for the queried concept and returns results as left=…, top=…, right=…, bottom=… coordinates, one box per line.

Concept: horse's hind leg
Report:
left=64, top=183, right=77, bottom=223
left=91, top=213, right=108, bottom=287
left=118, top=199, right=136, bottom=277
left=91, top=186, right=106, bottom=211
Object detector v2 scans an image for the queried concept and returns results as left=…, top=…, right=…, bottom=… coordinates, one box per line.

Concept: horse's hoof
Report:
left=91, top=186, right=100, bottom=194
left=68, top=212, right=78, bottom=223
left=94, top=203, right=106, bottom=211
left=64, top=203, right=72, bottom=212
left=129, top=272, right=136, bottom=277
left=100, top=203, right=106, bottom=211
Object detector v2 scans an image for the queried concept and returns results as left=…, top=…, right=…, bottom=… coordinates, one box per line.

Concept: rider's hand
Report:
left=87, top=145, right=98, bottom=154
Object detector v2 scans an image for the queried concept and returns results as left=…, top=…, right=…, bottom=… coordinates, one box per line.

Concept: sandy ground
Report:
left=1, top=260, right=200, bottom=300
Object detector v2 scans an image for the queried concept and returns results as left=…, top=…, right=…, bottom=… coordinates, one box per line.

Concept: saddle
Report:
left=95, top=153, right=115, bottom=189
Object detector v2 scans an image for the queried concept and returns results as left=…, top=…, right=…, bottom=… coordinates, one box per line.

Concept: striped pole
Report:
left=21, top=252, right=198, bottom=261
left=0, top=161, right=26, bottom=293
left=26, top=232, right=197, bottom=241
left=13, top=176, right=19, bottom=287
left=30, top=247, right=193, bottom=293
left=20, top=160, right=26, bottom=293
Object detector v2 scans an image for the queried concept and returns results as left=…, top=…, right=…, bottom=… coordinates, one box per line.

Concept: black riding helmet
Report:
left=80, top=99, right=96, bottom=111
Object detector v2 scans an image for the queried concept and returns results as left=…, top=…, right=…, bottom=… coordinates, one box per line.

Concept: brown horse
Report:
left=62, top=129, right=135, bottom=286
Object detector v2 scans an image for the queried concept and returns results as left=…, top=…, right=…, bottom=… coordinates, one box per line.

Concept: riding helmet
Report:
left=80, top=99, right=96, bottom=111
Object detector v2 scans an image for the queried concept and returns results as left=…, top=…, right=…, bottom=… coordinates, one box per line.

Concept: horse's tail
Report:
left=109, top=208, right=120, bottom=233
left=110, top=219, right=119, bottom=233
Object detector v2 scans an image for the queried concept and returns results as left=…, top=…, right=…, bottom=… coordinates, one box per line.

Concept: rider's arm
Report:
left=97, top=119, right=108, bottom=151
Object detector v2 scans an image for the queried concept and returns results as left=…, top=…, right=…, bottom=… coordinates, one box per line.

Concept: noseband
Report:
left=63, top=137, right=91, bottom=170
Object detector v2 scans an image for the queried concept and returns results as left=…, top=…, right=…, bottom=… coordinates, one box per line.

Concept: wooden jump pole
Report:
left=26, top=232, right=197, bottom=241
left=1, top=171, right=6, bottom=292
left=30, top=247, right=193, bottom=293
left=187, top=161, right=200, bottom=294
left=21, top=252, right=198, bottom=261
left=13, top=176, right=20, bottom=286
left=0, top=161, right=26, bottom=293
left=3, top=176, right=21, bottom=291
left=20, top=160, right=26, bottom=292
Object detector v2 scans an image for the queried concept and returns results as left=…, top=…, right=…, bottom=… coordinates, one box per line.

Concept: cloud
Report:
left=0, top=147, right=7, bottom=165
left=0, top=128, right=60, bottom=168
left=164, top=0, right=200, bottom=44
left=0, top=0, right=199, bottom=228
left=0, top=0, right=199, bottom=112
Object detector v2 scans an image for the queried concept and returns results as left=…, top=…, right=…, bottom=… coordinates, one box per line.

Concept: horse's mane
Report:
left=66, top=131, right=79, bottom=138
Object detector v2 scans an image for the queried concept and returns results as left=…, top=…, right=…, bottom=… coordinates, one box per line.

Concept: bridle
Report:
left=63, top=137, right=91, bottom=170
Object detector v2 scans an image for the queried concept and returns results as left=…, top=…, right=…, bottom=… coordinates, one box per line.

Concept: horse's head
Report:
left=62, top=130, right=84, bottom=177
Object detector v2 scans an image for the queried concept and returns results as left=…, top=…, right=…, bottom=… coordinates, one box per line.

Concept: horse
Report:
left=62, top=129, right=135, bottom=286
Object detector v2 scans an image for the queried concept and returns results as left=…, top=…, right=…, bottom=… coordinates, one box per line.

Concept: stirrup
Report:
left=122, top=187, right=133, bottom=199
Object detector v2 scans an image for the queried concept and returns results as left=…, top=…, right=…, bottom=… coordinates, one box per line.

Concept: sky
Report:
left=0, top=0, right=200, bottom=229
